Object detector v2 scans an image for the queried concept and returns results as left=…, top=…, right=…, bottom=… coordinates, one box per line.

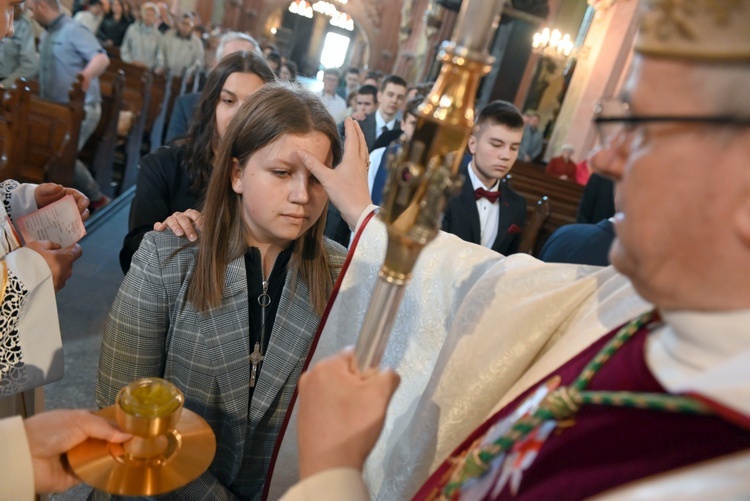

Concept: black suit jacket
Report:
left=339, top=112, right=401, bottom=152
left=577, top=173, right=615, bottom=224
left=539, top=219, right=615, bottom=266
left=165, top=92, right=201, bottom=143
left=442, top=161, right=527, bottom=256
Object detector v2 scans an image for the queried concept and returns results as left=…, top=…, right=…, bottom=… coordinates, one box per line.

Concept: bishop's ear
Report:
left=731, top=132, right=750, bottom=249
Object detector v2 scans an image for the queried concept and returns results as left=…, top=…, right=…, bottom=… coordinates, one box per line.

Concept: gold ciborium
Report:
left=67, top=377, right=216, bottom=496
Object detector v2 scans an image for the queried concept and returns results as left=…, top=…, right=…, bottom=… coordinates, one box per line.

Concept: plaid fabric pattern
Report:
left=95, top=231, right=346, bottom=500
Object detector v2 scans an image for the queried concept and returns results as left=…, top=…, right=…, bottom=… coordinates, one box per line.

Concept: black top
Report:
left=577, top=173, right=615, bottom=224
left=243, top=246, right=292, bottom=399
left=96, top=14, right=133, bottom=47
left=120, top=144, right=203, bottom=273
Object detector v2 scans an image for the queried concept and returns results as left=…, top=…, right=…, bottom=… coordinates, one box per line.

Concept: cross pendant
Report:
left=249, top=342, right=264, bottom=388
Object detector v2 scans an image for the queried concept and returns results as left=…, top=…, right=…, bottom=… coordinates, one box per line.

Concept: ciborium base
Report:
left=67, top=405, right=216, bottom=496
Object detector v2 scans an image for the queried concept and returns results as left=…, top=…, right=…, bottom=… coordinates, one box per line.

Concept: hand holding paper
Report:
left=34, top=183, right=90, bottom=223
left=16, top=195, right=86, bottom=292
left=16, top=195, right=87, bottom=248
left=24, top=240, right=82, bottom=291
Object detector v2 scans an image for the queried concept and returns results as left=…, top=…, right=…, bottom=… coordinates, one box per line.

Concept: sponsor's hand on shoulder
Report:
left=154, top=208, right=203, bottom=242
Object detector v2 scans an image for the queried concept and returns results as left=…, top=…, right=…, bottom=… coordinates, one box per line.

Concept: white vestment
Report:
left=0, top=181, right=61, bottom=418
left=269, top=213, right=649, bottom=499
left=274, top=212, right=750, bottom=501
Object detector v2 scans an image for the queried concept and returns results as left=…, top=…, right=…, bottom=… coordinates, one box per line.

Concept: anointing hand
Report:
left=297, top=117, right=373, bottom=229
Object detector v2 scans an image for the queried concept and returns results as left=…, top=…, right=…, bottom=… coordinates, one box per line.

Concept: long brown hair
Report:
left=179, top=51, right=275, bottom=195
left=187, top=82, right=343, bottom=315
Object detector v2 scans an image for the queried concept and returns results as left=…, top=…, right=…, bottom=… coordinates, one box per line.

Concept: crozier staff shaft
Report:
left=354, top=0, right=506, bottom=372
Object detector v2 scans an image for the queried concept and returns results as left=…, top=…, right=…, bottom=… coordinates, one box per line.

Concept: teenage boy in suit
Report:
left=442, top=100, right=527, bottom=255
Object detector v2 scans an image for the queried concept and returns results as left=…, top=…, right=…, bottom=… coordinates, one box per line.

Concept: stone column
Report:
left=545, top=0, right=638, bottom=161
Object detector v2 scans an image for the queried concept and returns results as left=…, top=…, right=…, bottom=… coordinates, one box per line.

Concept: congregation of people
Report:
left=1, top=0, right=750, bottom=500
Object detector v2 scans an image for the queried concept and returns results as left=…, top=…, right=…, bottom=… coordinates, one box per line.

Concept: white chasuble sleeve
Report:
left=0, top=415, right=35, bottom=500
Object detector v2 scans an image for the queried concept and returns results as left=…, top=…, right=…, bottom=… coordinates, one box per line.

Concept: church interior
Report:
left=1, top=0, right=712, bottom=499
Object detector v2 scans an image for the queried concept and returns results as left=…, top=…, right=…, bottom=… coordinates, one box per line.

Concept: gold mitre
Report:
left=635, top=0, right=750, bottom=61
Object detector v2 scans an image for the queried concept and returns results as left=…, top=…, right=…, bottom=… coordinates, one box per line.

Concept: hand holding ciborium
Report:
left=67, top=377, right=216, bottom=496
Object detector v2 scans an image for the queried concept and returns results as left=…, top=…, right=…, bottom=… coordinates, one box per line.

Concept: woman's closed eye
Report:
left=272, top=169, right=290, bottom=177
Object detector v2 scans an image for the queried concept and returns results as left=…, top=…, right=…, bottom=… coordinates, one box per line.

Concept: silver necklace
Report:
left=249, top=277, right=271, bottom=388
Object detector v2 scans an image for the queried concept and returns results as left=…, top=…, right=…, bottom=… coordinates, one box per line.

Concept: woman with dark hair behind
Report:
left=279, top=59, right=297, bottom=81
left=96, top=0, right=133, bottom=47
left=97, top=82, right=369, bottom=499
left=119, top=50, right=275, bottom=272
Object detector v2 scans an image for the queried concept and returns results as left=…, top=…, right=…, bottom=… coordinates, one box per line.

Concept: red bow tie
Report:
left=474, top=187, right=501, bottom=203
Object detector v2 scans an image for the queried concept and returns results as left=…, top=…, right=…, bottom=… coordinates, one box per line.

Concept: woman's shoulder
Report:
left=136, top=230, right=199, bottom=278
left=323, top=238, right=348, bottom=267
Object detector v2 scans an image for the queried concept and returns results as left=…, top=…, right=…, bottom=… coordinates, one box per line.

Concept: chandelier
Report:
left=288, top=0, right=353, bottom=31
left=532, top=27, right=574, bottom=59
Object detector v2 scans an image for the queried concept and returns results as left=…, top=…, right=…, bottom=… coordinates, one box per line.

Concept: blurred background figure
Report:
left=519, top=109, right=543, bottom=162
left=95, top=0, right=132, bottom=47
left=545, top=144, right=576, bottom=180
left=279, top=59, right=297, bottom=81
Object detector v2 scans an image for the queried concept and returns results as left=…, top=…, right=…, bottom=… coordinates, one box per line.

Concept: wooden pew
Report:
left=505, top=161, right=586, bottom=254
left=0, top=83, right=25, bottom=181
left=101, top=66, right=152, bottom=191
left=146, top=70, right=171, bottom=152
left=13, top=76, right=85, bottom=186
left=518, top=196, right=551, bottom=255
left=105, top=57, right=168, bottom=154
left=79, top=70, right=125, bottom=198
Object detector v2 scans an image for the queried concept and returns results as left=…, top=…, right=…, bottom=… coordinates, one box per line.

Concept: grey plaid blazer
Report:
left=95, top=230, right=346, bottom=500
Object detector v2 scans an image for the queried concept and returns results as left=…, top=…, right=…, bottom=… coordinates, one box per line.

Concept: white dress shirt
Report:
left=467, top=161, right=500, bottom=248
left=374, top=110, right=397, bottom=140
left=321, top=92, right=348, bottom=123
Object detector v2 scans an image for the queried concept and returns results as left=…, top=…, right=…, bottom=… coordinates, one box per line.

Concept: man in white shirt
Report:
left=367, top=95, right=421, bottom=204
left=340, top=74, right=408, bottom=152
left=156, top=11, right=204, bottom=76
left=120, top=1, right=161, bottom=69
left=320, top=67, right=348, bottom=123
left=72, top=0, right=106, bottom=34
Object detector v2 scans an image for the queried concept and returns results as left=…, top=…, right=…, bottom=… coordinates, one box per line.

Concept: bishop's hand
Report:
left=297, top=348, right=400, bottom=480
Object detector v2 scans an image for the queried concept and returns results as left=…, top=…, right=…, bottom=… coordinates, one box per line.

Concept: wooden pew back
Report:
left=80, top=70, right=125, bottom=197
left=506, top=161, right=586, bottom=254
left=14, top=76, right=85, bottom=186
left=0, top=83, right=25, bottom=181
left=100, top=65, right=153, bottom=191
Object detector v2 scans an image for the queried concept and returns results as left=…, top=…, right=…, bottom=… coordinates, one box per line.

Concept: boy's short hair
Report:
left=476, top=100, right=525, bottom=131
left=356, top=84, right=378, bottom=100
left=323, top=68, right=341, bottom=79
left=380, top=74, right=408, bottom=91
